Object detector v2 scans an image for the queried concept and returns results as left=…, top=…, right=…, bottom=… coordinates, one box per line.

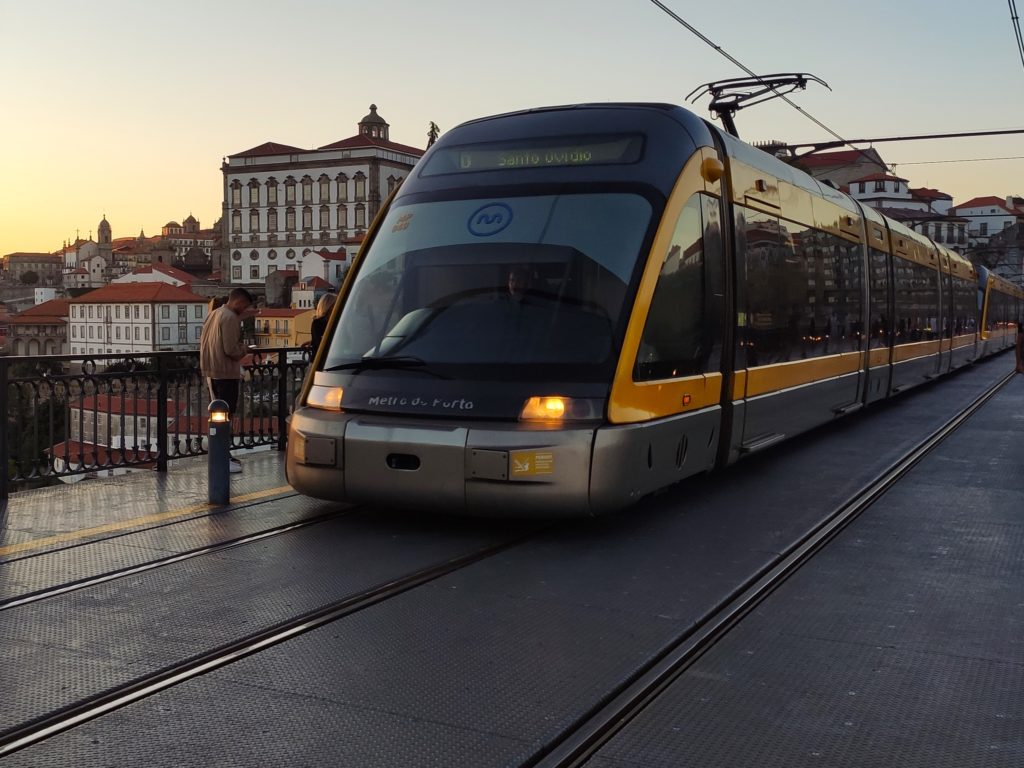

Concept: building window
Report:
left=893, top=182, right=900, bottom=194
left=249, top=210, right=260, bottom=232
left=338, top=206, right=348, bottom=229
left=115, top=305, right=120, bottom=319
left=88, top=306, right=94, bottom=319
left=319, top=206, right=331, bottom=230
left=387, top=175, right=399, bottom=194
left=231, top=182, right=241, bottom=206
left=301, top=176, right=313, bottom=203
left=286, top=208, right=296, bottom=230
left=268, top=209, right=278, bottom=231
left=268, top=264, right=277, bottom=273
left=319, top=175, right=330, bottom=202
left=285, top=177, right=296, bottom=204
left=250, top=265, right=260, bottom=279
left=980, top=223, right=989, bottom=236
left=145, top=327, right=150, bottom=340
left=88, top=326, right=93, bottom=339
left=144, top=305, right=149, bottom=319
left=232, top=265, right=242, bottom=279
left=354, top=172, right=366, bottom=201
left=161, top=327, right=170, bottom=341
left=231, top=211, right=241, bottom=233
left=249, top=182, right=260, bottom=206
left=302, top=207, right=312, bottom=230
left=161, top=306, right=170, bottom=319
left=355, top=204, right=366, bottom=228
left=194, top=305, right=202, bottom=318
left=267, top=180, right=278, bottom=205
left=337, top=174, right=348, bottom=202
left=874, top=180, right=885, bottom=192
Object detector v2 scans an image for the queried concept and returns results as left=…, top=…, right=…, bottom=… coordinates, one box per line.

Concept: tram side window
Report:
left=892, top=257, right=940, bottom=343
left=634, top=194, right=717, bottom=380
left=737, top=206, right=863, bottom=367
left=952, top=276, right=976, bottom=336
left=868, top=249, right=890, bottom=349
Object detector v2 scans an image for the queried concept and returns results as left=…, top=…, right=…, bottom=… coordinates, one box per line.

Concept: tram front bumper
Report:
left=286, top=408, right=596, bottom=517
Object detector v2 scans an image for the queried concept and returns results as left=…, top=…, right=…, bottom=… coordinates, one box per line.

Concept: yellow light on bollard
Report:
left=209, top=401, right=230, bottom=424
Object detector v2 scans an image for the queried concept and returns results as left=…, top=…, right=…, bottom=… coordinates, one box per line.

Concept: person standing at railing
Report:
left=309, top=293, right=337, bottom=353
left=199, top=288, right=255, bottom=474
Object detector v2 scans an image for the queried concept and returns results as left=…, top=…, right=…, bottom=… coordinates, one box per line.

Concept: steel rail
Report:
left=0, top=494, right=346, bottom=611
left=529, top=370, right=1016, bottom=768
left=0, top=524, right=545, bottom=758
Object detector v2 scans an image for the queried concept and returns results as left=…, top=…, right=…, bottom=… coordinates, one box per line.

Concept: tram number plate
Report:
left=510, top=450, right=554, bottom=477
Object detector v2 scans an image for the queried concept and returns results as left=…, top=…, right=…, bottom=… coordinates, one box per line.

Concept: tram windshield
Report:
left=323, top=193, right=653, bottom=380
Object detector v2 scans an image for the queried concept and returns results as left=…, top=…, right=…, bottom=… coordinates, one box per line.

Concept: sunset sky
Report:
left=2, top=0, right=1023, bottom=255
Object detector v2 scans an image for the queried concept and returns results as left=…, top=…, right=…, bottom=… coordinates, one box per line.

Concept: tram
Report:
left=286, top=103, right=1023, bottom=516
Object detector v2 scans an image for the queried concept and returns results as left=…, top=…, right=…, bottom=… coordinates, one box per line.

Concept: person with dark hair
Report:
left=199, top=287, right=254, bottom=473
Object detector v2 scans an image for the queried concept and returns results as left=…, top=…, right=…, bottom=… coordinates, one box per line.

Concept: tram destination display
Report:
left=423, top=135, right=644, bottom=175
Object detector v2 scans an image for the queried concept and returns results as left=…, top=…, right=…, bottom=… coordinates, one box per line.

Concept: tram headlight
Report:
left=306, top=385, right=344, bottom=411
left=520, top=396, right=567, bottom=421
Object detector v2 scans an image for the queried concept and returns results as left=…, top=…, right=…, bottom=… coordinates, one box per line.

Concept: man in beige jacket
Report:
left=200, top=288, right=254, bottom=472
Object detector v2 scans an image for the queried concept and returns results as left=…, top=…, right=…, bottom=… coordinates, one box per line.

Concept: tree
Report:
left=427, top=121, right=440, bottom=148
left=20, top=270, right=39, bottom=285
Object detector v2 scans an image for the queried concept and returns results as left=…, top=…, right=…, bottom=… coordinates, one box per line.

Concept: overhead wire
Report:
left=1009, top=0, right=1024, bottom=73
left=894, top=155, right=1024, bottom=166
left=647, top=0, right=857, bottom=151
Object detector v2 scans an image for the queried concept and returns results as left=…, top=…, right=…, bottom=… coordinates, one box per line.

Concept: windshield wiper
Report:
left=323, top=355, right=447, bottom=378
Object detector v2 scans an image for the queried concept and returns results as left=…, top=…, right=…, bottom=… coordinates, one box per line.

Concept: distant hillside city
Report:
left=0, top=105, right=424, bottom=357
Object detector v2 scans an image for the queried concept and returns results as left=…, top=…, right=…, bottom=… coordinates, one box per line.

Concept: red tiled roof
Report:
left=124, top=263, right=196, bottom=283
left=74, top=395, right=182, bottom=417
left=795, top=149, right=884, bottom=168
left=314, top=248, right=347, bottom=261
left=952, top=196, right=1024, bottom=214
left=317, top=133, right=424, bottom=156
left=47, top=440, right=157, bottom=466
left=910, top=187, right=952, bottom=201
left=850, top=172, right=907, bottom=183
left=230, top=141, right=308, bottom=158
left=298, top=276, right=332, bottom=290
left=8, top=299, right=70, bottom=325
left=70, top=283, right=207, bottom=304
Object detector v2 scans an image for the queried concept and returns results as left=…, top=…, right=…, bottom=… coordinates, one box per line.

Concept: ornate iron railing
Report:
left=0, top=348, right=310, bottom=499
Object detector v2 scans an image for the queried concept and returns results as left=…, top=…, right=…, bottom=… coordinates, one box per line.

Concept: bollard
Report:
left=208, top=399, right=231, bottom=505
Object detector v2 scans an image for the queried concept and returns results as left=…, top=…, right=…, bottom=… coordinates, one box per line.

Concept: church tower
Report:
left=358, top=104, right=389, bottom=140
left=97, top=215, right=112, bottom=245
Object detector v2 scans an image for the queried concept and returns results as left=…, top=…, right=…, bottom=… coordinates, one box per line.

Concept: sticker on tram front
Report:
left=510, top=450, right=554, bottom=477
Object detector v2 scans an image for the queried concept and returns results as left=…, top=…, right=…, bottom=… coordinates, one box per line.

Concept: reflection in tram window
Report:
left=868, top=249, right=890, bottom=349
left=893, top=257, right=940, bottom=343
left=634, top=193, right=723, bottom=380
left=325, top=193, right=653, bottom=381
left=736, top=205, right=863, bottom=367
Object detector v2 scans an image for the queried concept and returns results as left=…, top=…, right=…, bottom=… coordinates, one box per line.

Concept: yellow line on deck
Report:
left=0, top=485, right=293, bottom=558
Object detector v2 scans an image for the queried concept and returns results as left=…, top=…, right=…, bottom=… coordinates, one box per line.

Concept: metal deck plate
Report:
left=5, top=357, right=1019, bottom=767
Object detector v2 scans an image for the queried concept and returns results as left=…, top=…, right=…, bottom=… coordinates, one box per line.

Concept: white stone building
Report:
left=68, top=283, right=209, bottom=356
left=951, top=196, right=1024, bottom=248
left=220, top=104, right=422, bottom=289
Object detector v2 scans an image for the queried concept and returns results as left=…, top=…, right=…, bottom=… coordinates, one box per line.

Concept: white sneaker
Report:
left=229, top=459, right=243, bottom=474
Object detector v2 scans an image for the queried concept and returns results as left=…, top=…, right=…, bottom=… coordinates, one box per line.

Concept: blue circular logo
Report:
left=468, top=203, right=513, bottom=237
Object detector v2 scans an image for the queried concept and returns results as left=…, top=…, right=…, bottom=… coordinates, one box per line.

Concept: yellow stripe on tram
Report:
left=0, top=485, right=293, bottom=558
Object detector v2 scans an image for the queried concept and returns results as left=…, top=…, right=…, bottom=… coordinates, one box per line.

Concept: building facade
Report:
left=68, top=283, right=208, bottom=356
left=220, top=104, right=422, bottom=289
left=6, top=299, right=70, bottom=355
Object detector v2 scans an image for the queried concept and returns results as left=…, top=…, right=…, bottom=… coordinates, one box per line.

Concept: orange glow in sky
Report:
left=2, top=0, right=1022, bottom=256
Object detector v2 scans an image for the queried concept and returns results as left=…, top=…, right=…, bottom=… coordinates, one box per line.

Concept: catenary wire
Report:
left=647, top=0, right=856, bottom=149
left=1009, top=0, right=1024, bottom=73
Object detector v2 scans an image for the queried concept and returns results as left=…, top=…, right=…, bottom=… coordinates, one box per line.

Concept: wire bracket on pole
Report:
left=686, top=73, right=830, bottom=138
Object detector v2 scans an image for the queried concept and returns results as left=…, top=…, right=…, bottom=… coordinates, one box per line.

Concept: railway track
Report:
left=1, top=366, right=1015, bottom=763
left=528, top=369, right=1017, bottom=768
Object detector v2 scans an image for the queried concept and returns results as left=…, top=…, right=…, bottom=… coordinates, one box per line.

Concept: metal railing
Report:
left=0, top=348, right=310, bottom=499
